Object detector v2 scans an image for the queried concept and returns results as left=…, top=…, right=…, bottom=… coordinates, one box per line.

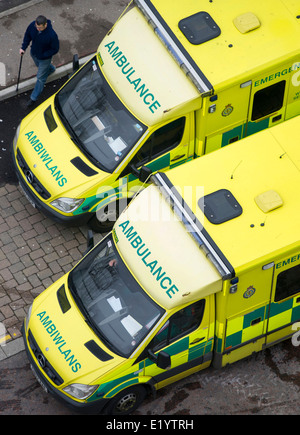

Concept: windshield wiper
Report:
left=72, top=139, right=105, bottom=170
left=54, top=97, right=81, bottom=143
left=68, top=274, right=121, bottom=356
left=54, top=96, right=106, bottom=171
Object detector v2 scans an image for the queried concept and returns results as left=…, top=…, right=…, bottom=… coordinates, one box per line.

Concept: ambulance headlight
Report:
left=51, top=197, right=84, bottom=213
left=63, top=383, right=99, bottom=400
left=13, top=123, right=21, bottom=152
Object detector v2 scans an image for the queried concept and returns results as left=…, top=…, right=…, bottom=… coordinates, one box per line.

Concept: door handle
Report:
left=251, top=317, right=261, bottom=326
left=171, top=154, right=185, bottom=162
left=272, top=114, right=282, bottom=123
left=190, top=337, right=205, bottom=345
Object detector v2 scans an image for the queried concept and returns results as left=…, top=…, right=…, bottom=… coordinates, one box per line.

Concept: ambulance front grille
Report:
left=28, top=329, right=64, bottom=386
left=16, top=149, right=51, bottom=200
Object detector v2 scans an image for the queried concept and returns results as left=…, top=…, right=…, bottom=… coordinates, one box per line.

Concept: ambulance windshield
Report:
left=68, top=234, right=164, bottom=357
left=55, top=55, right=146, bottom=173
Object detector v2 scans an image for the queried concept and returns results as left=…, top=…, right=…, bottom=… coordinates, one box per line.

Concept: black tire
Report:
left=88, top=199, right=129, bottom=233
left=103, top=385, right=147, bottom=415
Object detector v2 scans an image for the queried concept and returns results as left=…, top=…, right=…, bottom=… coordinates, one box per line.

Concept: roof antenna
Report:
left=231, top=160, right=242, bottom=179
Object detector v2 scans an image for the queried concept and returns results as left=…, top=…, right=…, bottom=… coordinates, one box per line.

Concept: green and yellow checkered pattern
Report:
left=225, top=297, right=300, bottom=350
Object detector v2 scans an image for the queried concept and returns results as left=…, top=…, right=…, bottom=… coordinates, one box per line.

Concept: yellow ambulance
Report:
left=12, top=0, right=300, bottom=231
left=22, top=115, right=300, bottom=414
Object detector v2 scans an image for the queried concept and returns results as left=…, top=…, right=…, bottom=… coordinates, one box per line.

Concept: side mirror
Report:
left=130, top=164, right=152, bottom=183
left=129, top=163, right=140, bottom=178
left=84, top=229, right=94, bottom=255
left=148, top=349, right=171, bottom=370
left=157, top=351, right=171, bottom=369
left=73, top=54, right=79, bottom=72
left=139, top=166, right=152, bottom=183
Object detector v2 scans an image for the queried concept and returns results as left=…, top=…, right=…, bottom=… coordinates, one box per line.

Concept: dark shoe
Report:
left=26, top=98, right=36, bottom=107
left=49, top=65, right=56, bottom=76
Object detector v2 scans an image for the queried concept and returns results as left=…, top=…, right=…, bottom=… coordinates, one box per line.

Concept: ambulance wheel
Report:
left=88, top=199, right=129, bottom=233
left=104, top=385, right=147, bottom=415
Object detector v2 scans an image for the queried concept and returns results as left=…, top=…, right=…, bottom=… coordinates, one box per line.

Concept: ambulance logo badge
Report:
left=243, top=286, right=256, bottom=298
left=37, top=353, right=46, bottom=368
left=222, top=104, right=234, bottom=116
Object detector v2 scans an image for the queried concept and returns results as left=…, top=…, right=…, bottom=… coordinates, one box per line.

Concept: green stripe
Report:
left=269, top=299, right=293, bottom=317
left=245, top=118, right=269, bottom=136
left=221, top=125, right=243, bottom=147
left=225, top=299, right=299, bottom=350
left=106, top=378, right=140, bottom=398
left=243, top=306, right=265, bottom=329
left=87, top=370, right=139, bottom=402
left=292, top=304, right=300, bottom=323
left=225, top=330, right=242, bottom=348
left=188, top=338, right=213, bottom=361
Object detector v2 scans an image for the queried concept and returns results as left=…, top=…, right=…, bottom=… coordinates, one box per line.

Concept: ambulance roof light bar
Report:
left=134, top=0, right=213, bottom=95
left=152, top=172, right=234, bottom=280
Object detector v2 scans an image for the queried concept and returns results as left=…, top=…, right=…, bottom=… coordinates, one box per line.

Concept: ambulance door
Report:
left=204, top=82, right=251, bottom=154
left=266, top=254, right=300, bottom=346
left=245, top=68, right=290, bottom=137
left=222, top=265, right=273, bottom=366
left=124, top=114, right=192, bottom=187
left=140, top=296, right=214, bottom=389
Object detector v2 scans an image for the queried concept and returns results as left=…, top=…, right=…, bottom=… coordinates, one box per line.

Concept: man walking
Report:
left=20, top=15, right=59, bottom=107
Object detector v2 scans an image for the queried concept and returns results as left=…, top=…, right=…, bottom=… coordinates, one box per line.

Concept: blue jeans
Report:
left=30, top=53, right=56, bottom=101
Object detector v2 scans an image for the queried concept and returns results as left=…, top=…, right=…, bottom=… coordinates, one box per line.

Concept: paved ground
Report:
left=0, top=0, right=129, bottom=359
left=0, top=77, right=103, bottom=359
left=1, top=338, right=299, bottom=415
left=0, top=0, right=129, bottom=89
left=0, top=183, right=88, bottom=357
left=0, top=0, right=42, bottom=14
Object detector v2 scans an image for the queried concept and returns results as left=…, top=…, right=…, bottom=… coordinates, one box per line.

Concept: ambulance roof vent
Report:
left=233, top=12, right=261, bottom=34
left=254, top=190, right=283, bottom=213
left=178, top=12, right=221, bottom=45
left=198, top=189, right=243, bottom=224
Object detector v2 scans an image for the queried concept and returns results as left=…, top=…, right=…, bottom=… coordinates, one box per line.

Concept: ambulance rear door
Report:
left=203, top=63, right=296, bottom=155
left=245, top=64, right=292, bottom=137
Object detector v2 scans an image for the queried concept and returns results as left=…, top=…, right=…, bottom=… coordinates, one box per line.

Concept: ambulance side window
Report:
left=150, top=299, right=205, bottom=352
left=251, top=80, right=286, bottom=121
left=275, top=264, right=300, bottom=302
left=131, top=117, right=186, bottom=167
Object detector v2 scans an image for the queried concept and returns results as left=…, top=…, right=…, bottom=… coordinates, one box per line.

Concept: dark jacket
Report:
left=21, top=19, right=59, bottom=60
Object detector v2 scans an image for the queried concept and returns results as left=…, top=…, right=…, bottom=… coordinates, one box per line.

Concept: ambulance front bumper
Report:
left=21, top=322, right=108, bottom=414
left=12, top=148, right=92, bottom=226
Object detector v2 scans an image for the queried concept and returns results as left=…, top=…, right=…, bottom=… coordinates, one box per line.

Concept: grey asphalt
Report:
left=0, top=0, right=43, bottom=15
left=0, top=0, right=129, bottom=97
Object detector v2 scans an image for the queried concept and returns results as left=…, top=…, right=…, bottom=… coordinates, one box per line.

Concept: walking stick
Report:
left=16, top=54, right=23, bottom=93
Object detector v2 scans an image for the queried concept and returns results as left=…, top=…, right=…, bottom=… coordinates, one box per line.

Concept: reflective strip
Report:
left=135, top=0, right=212, bottom=94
